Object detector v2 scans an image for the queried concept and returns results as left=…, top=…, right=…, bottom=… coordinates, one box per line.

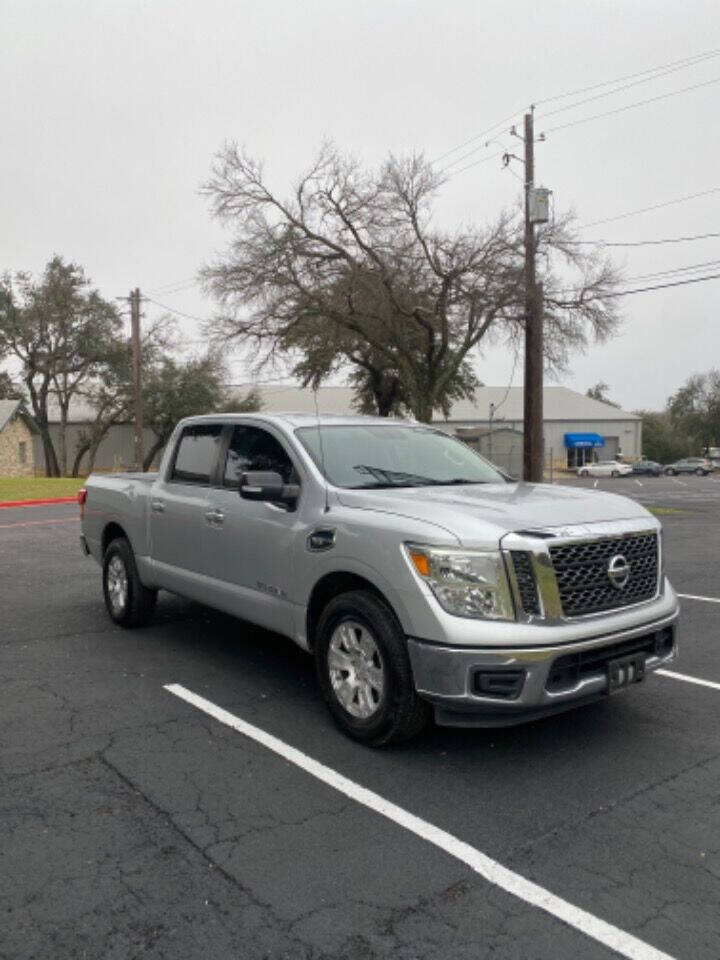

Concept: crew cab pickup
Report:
left=80, top=414, right=679, bottom=745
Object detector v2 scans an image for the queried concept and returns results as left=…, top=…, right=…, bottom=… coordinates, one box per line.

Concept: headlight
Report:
left=405, top=544, right=514, bottom=620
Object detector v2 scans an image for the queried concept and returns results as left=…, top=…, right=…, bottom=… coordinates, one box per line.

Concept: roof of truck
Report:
left=184, top=412, right=420, bottom=428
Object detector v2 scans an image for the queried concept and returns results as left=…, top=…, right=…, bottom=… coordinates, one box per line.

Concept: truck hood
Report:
left=336, top=482, right=653, bottom=546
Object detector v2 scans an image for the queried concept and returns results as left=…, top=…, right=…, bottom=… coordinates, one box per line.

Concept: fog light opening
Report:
left=473, top=669, right=525, bottom=700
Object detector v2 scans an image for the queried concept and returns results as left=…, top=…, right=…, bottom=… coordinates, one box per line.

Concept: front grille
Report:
left=546, top=627, right=674, bottom=692
left=549, top=532, right=658, bottom=617
left=510, top=551, right=540, bottom=615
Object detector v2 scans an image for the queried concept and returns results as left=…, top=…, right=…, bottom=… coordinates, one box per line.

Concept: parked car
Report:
left=664, top=457, right=715, bottom=476
left=631, top=460, right=663, bottom=477
left=79, top=414, right=679, bottom=745
left=577, top=460, right=633, bottom=478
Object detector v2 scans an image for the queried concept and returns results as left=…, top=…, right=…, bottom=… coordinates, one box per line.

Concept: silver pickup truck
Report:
left=80, top=413, right=679, bottom=745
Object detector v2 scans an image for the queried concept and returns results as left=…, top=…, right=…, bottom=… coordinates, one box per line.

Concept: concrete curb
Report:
left=0, top=497, right=78, bottom=509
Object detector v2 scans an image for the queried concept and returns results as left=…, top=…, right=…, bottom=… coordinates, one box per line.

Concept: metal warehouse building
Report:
left=28, top=383, right=640, bottom=477
left=238, top=383, right=642, bottom=478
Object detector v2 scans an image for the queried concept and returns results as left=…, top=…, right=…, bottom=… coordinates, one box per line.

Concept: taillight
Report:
left=78, top=487, right=88, bottom=518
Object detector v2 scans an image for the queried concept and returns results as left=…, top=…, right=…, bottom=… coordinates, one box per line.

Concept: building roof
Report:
left=228, top=383, right=640, bottom=423
left=41, top=382, right=639, bottom=424
left=0, top=399, right=40, bottom=434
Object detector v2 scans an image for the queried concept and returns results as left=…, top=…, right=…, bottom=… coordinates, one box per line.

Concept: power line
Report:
left=536, top=48, right=720, bottom=107
left=439, top=137, right=512, bottom=175
left=432, top=111, right=523, bottom=165
left=544, top=74, right=720, bottom=134
left=146, top=277, right=198, bottom=296
left=619, top=258, right=720, bottom=284
left=565, top=230, right=720, bottom=247
left=443, top=149, right=506, bottom=180
left=434, top=47, right=720, bottom=172
left=580, top=187, right=720, bottom=229
left=555, top=271, right=720, bottom=304
left=144, top=296, right=209, bottom=324
left=538, top=52, right=720, bottom=121
left=442, top=77, right=720, bottom=182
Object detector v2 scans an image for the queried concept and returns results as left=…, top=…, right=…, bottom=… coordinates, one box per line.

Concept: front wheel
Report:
left=696, top=468, right=706, bottom=476
left=103, top=537, right=157, bottom=627
left=579, top=469, right=589, bottom=477
left=611, top=470, right=619, bottom=478
left=665, top=468, right=676, bottom=476
left=315, top=590, right=430, bottom=746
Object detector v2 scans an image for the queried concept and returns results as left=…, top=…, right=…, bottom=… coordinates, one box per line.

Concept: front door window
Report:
left=223, top=425, right=297, bottom=488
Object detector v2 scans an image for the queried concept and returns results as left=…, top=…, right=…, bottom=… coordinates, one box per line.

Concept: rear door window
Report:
left=170, top=424, right=223, bottom=484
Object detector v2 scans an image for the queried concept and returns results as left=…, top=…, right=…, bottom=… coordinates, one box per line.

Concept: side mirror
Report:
left=240, top=471, right=299, bottom=508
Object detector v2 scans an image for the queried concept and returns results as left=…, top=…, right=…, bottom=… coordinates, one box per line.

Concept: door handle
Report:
left=151, top=499, right=165, bottom=514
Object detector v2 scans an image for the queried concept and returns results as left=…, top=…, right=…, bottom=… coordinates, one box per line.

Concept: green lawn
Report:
left=0, top=477, right=85, bottom=502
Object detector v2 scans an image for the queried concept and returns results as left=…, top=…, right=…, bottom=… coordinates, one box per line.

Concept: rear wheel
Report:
left=665, top=468, right=676, bottom=476
left=695, top=467, right=706, bottom=476
left=103, top=537, right=157, bottom=627
left=611, top=469, right=619, bottom=478
left=580, top=469, right=589, bottom=477
left=315, top=590, right=430, bottom=746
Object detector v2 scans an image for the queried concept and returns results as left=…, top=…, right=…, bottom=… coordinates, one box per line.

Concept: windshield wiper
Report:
left=352, top=464, right=440, bottom=486
left=432, top=478, right=489, bottom=485
left=349, top=482, right=421, bottom=489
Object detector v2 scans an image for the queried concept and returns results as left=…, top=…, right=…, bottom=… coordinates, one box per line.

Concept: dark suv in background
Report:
left=632, top=460, right=663, bottom=477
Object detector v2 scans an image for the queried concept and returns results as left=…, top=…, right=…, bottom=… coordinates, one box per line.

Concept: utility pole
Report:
left=488, top=401, right=495, bottom=463
left=130, top=288, right=145, bottom=472
left=522, top=108, right=544, bottom=483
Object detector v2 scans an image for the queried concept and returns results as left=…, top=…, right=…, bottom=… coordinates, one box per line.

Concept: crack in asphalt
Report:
left=509, top=745, right=720, bottom=863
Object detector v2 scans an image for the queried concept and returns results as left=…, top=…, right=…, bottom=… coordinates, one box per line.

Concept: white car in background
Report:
left=578, top=460, right=633, bottom=478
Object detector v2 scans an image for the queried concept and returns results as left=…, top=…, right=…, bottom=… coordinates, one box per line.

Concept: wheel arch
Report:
left=306, top=571, right=401, bottom=651
left=102, top=521, right=129, bottom=557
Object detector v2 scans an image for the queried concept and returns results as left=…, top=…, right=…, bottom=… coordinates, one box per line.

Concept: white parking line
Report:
left=677, top=593, right=720, bottom=604
left=657, top=669, right=720, bottom=692
left=593, top=480, right=598, bottom=488
left=165, top=683, right=677, bottom=960
left=670, top=478, right=687, bottom=486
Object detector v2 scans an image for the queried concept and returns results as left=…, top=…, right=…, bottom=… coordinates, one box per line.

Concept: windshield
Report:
left=295, top=424, right=506, bottom=488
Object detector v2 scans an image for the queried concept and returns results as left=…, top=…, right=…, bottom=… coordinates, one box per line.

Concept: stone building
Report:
left=0, top=400, right=39, bottom=476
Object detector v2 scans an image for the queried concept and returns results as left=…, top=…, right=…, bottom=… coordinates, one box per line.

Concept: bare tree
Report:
left=201, top=143, right=621, bottom=421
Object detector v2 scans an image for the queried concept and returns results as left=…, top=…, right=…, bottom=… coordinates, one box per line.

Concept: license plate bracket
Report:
left=607, top=652, right=646, bottom=693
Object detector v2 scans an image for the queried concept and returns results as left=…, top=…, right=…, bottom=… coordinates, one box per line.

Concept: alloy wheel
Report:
left=106, top=555, right=128, bottom=615
left=327, top=620, right=385, bottom=719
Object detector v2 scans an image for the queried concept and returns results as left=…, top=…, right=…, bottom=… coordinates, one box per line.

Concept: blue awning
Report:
left=564, top=432, right=605, bottom=448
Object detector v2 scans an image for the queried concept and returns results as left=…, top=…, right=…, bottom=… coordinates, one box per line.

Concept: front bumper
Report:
left=407, top=610, right=679, bottom=727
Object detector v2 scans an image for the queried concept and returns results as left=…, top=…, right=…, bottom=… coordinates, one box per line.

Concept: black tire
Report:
left=611, top=470, right=619, bottom=478
left=579, top=469, right=589, bottom=477
left=314, top=590, right=430, bottom=746
left=695, top=468, right=706, bottom=476
left=102, top=537, right=157, bottom=628
left=665, top=468, right=676, bottom=476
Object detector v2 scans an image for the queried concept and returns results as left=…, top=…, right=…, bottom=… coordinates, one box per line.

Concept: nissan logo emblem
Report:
left=607, top=554, right=631, bottom=590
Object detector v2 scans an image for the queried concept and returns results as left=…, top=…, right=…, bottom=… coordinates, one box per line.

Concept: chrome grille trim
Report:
left=549, top=532, right=658, bottom=617
left=501, top=519, right=662, bottom=625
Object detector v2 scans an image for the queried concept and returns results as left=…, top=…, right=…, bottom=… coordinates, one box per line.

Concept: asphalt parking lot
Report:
left=2, top=480, right=720, bottom=960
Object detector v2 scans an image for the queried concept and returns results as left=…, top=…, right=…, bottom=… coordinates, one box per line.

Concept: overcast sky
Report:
left=3, top=0, right=719, bottom=412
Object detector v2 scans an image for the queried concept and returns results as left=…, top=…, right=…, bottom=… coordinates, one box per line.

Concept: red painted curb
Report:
left=0, top=497, right=78, bottom=509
